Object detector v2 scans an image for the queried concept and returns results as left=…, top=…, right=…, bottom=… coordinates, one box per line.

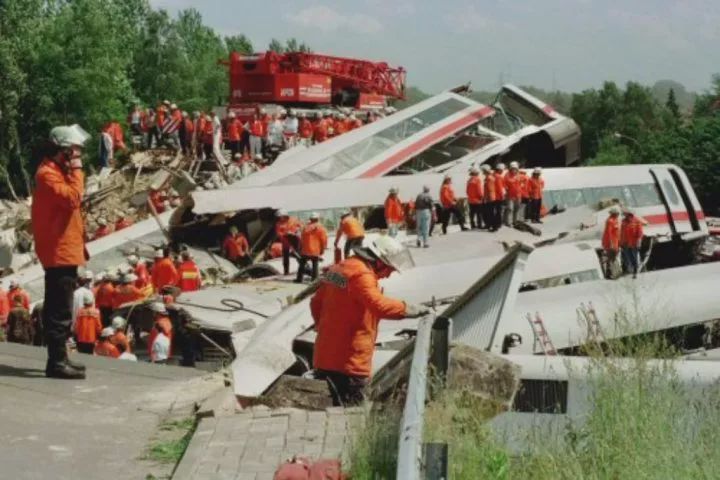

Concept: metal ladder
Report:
left=527, top=312, right=557, bottom=355
left=577, top=302, right=606, bottom=345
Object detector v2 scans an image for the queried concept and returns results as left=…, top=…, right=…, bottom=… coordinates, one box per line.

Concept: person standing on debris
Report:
left=201, top=113, right=214, bottom=160
left=112, top=274, right=144, bottom=310
left=8, top=280, right=30, bottom=311
left=178, top=251, right=202, bottom=292
left=109, top=316, right=131, bottom=355
left=466, top=167, right=484, bottom=230
left=6, top=296, right=33, bottom=345
left=384, top=187, right=404, bottom=238
left=335, top=211, right=366, bottom=260
left=298, top=112, right=313, bottom=146
left=0, top=282, right=9, bottom=329
left=222, top=226, right=251, bottom=267
left=145, top=108, right=157, bottom=149
left=296, top=212, right=328, bottom=283
left=313, top=111, right=328, bottom=144
left=481, top=165, right=497, bottom=231
left=32, top=124, right=91, bottom=379
left=152, top=248, right=179, bottom=291
left=180, top=111, right=193, bottom=155
left=128, top=103, right=143, bottom=137
left=148, top=302, right=173, bottom=363
left=164, top=104, right=182, bottom=150
left=94, top=327, right=120, bottom=358
left=225, top=112, right=242, bottom=158
left=519, top=168, right=530, bottom=220
left=311, top=236, right=430, bottom=405
left=71, top=270, right=94, bottom=329
left=527, top=167, right=545, bottom=224
left=504, top=162, right=523, bottom=227
left=493, top=163, right=506, bottom=230
left=283, top=110, right=299, bottom=148
left=74, top=293, right=101, bottom=354
left=128, top=255, right=151, bottom=295
left=415, top=186, right=435, bottom=248
left=620, top=209, right=644, bottom=279
left=602, top=207, right=621, bottom=279
left=114, top=210, right=133, bottom=231
left=94, top=272, right=115, bottom=327
left=193, top=111, right=205, bottom=158
left=439, top=175, right=467, bottom=234
left=93, top=218, right=112, bottom=240
left=249, top=112, right=264, bottom=158
left=275, top=210, right=302, bottom=276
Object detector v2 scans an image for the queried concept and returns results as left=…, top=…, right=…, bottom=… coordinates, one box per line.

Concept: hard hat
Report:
left=309, top=212, right=319, bottom=220
left=349, top=114, right=356, bottom=120
left=229, top=225, right=239, bottom=234
left=149, top=302, right=167, bottom=315
left=182, top=111, right=188, bottom=117
left=443, top=174, right=452, bottom=181
left=315, top=111, right=323, bottom=118
left=609, top=207, right=620, bottom=215
left=340, top=209, right=351, bottom=217
left=102, top=271, right=112, bottom=280
left=338, top=113, right=346, bottom=119
left=623, top=208, right=634, bottom=216
left=127, top=254, right=139, bottom=265
left=233, top=153, right=242, bottom=160
left=481, top=164, right=492, bottom=172
left=228, top=112, right=236, bottom=118
left=111, top=316, right=126, bottom=330
left=163, top=100, right=170, bottom=106
left=509, top=161, right=519, bottom=169
left=9, top=280, right=18, bottom=289
left=533, top=167, right=542, bottom=175
left=298, top=112, right=306, bottom=118
left=365, top=235, right=415, bottom=272
left=154, top=249, right=163, bottom=258
left=389, top=187, right=398, bottom=194
left=83, top=270, right=94, bottom=280
left=422, top=185, right=430, bottom=193
left=276, top=209, right=289, bottom=217
left=97, top=218, right=107, bottom=226
left=50, top=124, right=90, bottom=148
left=94, top=273, right=104, bottom=283
left=83, top=292, right=94, bottom=305
left=170, top=103, right=177, bottom=110
left=193, top=111, right=200, bottom=117
left=470, top=167, right=479, bottom=175
left=100, top=327, right=115, bottom=338
left=181, top=250, right=191, bottom=260
left=288, top=109, right=295, bottom=116
left=496, top=163, right=506, bottom=170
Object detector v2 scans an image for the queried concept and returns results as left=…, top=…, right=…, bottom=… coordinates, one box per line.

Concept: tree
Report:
left=225, top=34, right=253, bottom=54
left=268, top=38, right=284, bottom=53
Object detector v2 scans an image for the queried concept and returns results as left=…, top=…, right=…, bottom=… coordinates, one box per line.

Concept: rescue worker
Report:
left=249, top=112, right=264, bottom=158
left=8, top=280, right=30, bottom=311
left=493, top=163, right=506, bottom=230
left=481, top=164, right=497, bottom=231
left=298, top=112, right=314, bottom=146
left=334, top=113, right=347, bottom=136
left=152, top=248, right=179, bottom=291
left=283, top=110, right=299, bottom=148
left=504, top=162, right=523, bottom=226
left=335, top=211, right=366, bottom=260
left=148, top=187, right=166, bottom=213
left=414, top=186, right=434, bottom=248
left=324, top=110, right=335, bottom=138
left=620, top=209, right=644, bottom=279
left=32, top=125, right=90, bottom=379
left=225, top=112, right=242, bottom=158
left=222, top=226, right=251, bottom=267
left=602, top=207, right=621, bottom=279
left=164, top=104, right=182, bottom=150
left=112, top=274, right=144, bottom=310
left=179, top=111, right=193, bottom=155
left=177, top=251, right=202, bottom=292
left=310, top=236, right=429, bottom=405
left=71, top=270, right=94, bottom=329
left=93, top=218, right=112, bottom=240
left=94, top=272, right=115, bottom=326
left=0, top=282, right=9, bottom=328
left=439, top=175, right=467, bottom=234
left=466, top=167, right=484, bottom=230
left=275, top=210, right=302, bottom=276
left=384, top=187, right=404, bottom=238
left=201, top=113, right=215, bottom=159
left=313, top=111, right=328, bottom=144
left=519, top=168, right=530, bottom=220
left=6, top=296, right=33, bottom=345
left=109, top=316, right=131, bottom=354
left=527, top=168, right=545, bottom=223
left=194, top=111, right=206, bottom=158
left=74, top=293, right=102, bottom=354
left=148, top=302, right=173, bottom=362
left=296, top=212, right=328, bottom=283
left=114, top=210, right=133, bottom=231
left=94, top=327, right=120, bottom=358
left=128, top=254, right=150, bottom=293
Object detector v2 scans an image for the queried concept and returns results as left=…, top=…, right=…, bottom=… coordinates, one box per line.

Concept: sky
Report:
left=150, top=0, right=720, bottom=94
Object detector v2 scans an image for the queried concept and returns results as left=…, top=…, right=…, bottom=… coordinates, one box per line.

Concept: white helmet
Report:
left=509, top=161, right=519, bottom=169
left=100, top=327, right=115, bottom=338
left=533, top=167, right=542, bottom=175
left=170, top=103, right=177, bottom=110
left=254, top=154, right=263, bottom=160
left=111, top=316, right=127, bottom=330
left=9, top=280, right=18, bottom=289
left=154, top=249, right=163, bottom=258
left=127, top=255, right=139, bottom=265
left=389, top=187, right=398, bottom=194
left=94, top=273, right=105, bottom=283
left=228, top=112, right=236, bottom=119
left=83, top=270, right=94, bottom=280
left=309, top=212, right=319, bottom=220
left=495, top=163, right=506, bottom=170
left=469, top=167, right=479, bottom=175
left=83, top=292, right=94, bottom=305
left=481, top=164, right=492, bottom=172
left=50, top=124, right=90, bottom=148
left=149, top=302, right=168, bottom=315
left=609, top=207, right=620, bottom=215
left=340, top=210, right=351, bottom=218
left=276, top=209, right=288, bottom=218
left=365, top=235, right=415, bottom=272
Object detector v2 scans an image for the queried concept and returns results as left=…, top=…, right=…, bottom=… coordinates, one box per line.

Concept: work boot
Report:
left=65, top=356, right=86, bottom=372
left=46, top=363, right=86, bottom=380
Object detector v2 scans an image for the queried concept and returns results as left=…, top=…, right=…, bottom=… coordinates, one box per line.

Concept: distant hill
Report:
left=650, top=80, right=696, bottom=111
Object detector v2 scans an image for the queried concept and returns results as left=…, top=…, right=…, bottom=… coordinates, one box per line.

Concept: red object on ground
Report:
left=274, top=457, right=346, bottom=480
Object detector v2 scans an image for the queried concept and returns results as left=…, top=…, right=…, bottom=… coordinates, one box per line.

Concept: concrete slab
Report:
left=0, top=342, right=223, bottom=480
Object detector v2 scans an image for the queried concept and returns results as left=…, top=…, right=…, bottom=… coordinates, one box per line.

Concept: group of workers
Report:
left=602, top=207, right=646, bottom=279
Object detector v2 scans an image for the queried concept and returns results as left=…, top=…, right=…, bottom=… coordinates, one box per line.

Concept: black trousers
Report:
left=296, top=256, right=319, bottom=282
left=203, top=142, right=213, bottom=159
left=344, top=236, right=364, bottom=259
left=99, top=307, right=113, bottom=328
left=316, top=369, right=368, bottom=407
left=522, top=198, right=530, bottom=220
left=77, top=342, right=94, bottom=354
left=528, top=199, right=542, bottom=222
left=43, top=266, right=78, bottom=368
left=235, top=254, right=252, bottom=268
left=469, top=203, right=483, bottom=229
left=441, top=205, right=465, bottom=234
left=228, top=140, right=240, bottom=158
left=240, top=131, right=250, bottom=155
left=282, top=235, right=301, bottom=275
left=492, top=200, right=503, bottom=230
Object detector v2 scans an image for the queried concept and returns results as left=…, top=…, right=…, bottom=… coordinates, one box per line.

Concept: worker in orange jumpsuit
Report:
left=620, top=209, right=645, bottom=279
left=201, top=113, right=214, bottom=159
left=313, top=112, right=328, bottom=143
left=275, top=210, right=302, bottom=276
left=439, top=175, right=467, bottom=235
left=0, top=282, right=9, bottom=328
left=180, top=111, right=194, bottom=155
left=334, top=211, right=366, bottom=259
left=74, top=293, right=102, bottom=354
left=325, top=111, right=336, bottom=138
left=147, top=302, right=173, bottom=360
left=384, top=187, right=404, bottom=238
left=109, top=316, right=131, bottom=353
left=519, top=169, right=530, bottom=220
left=94, top=327, right=120, bottom=358
left=481, top=164, right=497, bottom=231
left=127, top=254, right=151, bottom=294
left=222, top=226, right=251, bottom=267
left=152, top=248, right=179, bottom=291
left=346, top=114, right=362, bottom=131
left=148, top=187, right=166, bottom=213
left=112, top=274, right=144, bottom=310
left=466, top=167, right=484, bottom=230
left=491, top=163, right=506, bottom=231
left=94, top=272, right=115, bottom=326
left=602, top=207, right=621, bottom=279
left=177, top=251, right=202, bottom=292
left=7, top=280, right=30, bottom=310
left=226, top=112, right=242, bottom=158
left=32, top=126, right=91, bottom=377
left=93, top=218, right=112, bottom=240
left=298, top=113, right=314, bottom=146
left=114, top=211, right=133, bottom=231
left=334, top=113, right=347, bottom=136
left=296, top=212, right=328, bottom=283
left=503, top=162, right=523, bottom=227
left=527, top=167, right=545, bottom=224
left=310, top=236, right=429, bottom=405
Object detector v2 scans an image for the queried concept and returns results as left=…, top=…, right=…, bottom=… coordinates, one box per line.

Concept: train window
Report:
left=620, top=186, right=636, bottom=206
left=662, top=179, right=681, bottom=206
left=592, top=186, right=624, bottom=205
left=631, top=184, right=662, bottom=207
left=512, top=379, right=568, bottom=414
left=556, top=189, right=586, bottom=208
left=542, top=190, right=556, bottom=207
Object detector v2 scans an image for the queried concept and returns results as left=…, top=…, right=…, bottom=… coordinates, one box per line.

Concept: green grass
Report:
left=145, top=417, right=196, bottom=464
left=347, top=406, right=402, bottom=480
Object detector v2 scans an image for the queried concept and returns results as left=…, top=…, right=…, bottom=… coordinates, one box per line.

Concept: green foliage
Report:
left=394, top=85, right=432, bottom=109
left=145, top=417, right=195, bottom=464
left=268, top=38, right=312, bottom=54
left=225, top=34, right=253, bottom=54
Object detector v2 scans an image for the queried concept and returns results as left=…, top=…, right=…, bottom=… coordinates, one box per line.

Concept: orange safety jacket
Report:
left=620, top=217, right=644, bottom=248
left=299, top=119, right=313, bottom=139
left=484, top=174, right=497, bottom=202
left=384, top=195, right=404, bottom=223
left=227, top=118, right=242, bottom=141
left=178, top=260, right=202, bottom=292
left=504, top=172, right=522, bottom=200
left=518, top=172, right=529, bottom=199
left=112, top=284, right=144, bottom=310
left=466, top=176, right=483, bottom=205
left=528, top=176, right=545, bottom=200
left=314, top=120, right=328, bottom=143
left=310, top=257, right=407, bottom=377
left=336, top=216, right=365, bottom=241
left=439, top=184, right=456, bottom=208
left=8, top=289, right=30, bottom=310
left=94, top=340, right=120, bottom=358
left=152, top=257, right=179, bottom=290
left=134, top=263, right=150, bottom=290
left=110, top=331, right=131, bottom=353
left=602, top=216, right=621, bottom=250
left=275, top=217, right=302, bottom=248
left=223, top=233, right=249, bottom=260
left=494, top=172, right=506, bottom=200
left=300, top=222, right=328, bottom=257
left=95, top=282, right=115, bottom=309
left=75, top=307, right=102, bottom=344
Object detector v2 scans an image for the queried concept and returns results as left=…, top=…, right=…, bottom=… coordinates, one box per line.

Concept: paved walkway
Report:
left=0, top=342, right=223, bottom=480
left=174, top=406, right=365, bottom=480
